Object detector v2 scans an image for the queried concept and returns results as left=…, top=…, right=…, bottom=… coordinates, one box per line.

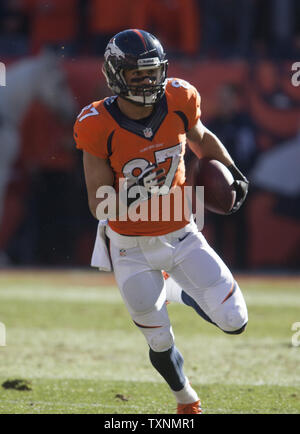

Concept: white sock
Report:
left=164, top=276, right=184, bottom=304
left=171, top=377, right=199, bottom=404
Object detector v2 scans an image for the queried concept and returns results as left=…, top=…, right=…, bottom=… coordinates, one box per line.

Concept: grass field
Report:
left=0, top=270, right=299, bottom=414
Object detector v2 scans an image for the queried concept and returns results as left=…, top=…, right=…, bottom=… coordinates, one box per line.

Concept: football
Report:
left=188, top=157, right=236, bottom=215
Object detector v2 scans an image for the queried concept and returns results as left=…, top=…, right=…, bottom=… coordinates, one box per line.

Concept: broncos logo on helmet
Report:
left=104, top=40, right=126, bottom=61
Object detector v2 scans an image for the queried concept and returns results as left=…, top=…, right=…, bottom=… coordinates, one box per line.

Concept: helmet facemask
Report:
left=121, top=62, right=168, bottom=106
left=103, top=46, right=168, bottom=106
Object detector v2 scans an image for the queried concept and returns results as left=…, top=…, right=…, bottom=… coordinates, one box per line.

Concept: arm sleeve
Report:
left=73, top=115, right=108, bottom=160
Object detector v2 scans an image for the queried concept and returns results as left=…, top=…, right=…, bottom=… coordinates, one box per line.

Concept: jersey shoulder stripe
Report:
left=173, top=110, right=189, bottom=132
left=166, top=78, right=201, bottom=131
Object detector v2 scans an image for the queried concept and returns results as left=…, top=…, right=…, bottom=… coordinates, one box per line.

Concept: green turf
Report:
left=0, top=271, right=299, bottom=414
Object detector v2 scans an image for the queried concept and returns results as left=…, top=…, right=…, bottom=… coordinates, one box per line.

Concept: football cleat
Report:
left=177, top=400, right=202, bottom=414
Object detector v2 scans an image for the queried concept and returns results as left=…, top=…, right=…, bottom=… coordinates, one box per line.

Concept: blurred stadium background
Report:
left=0, top=0, right=299, bottom=272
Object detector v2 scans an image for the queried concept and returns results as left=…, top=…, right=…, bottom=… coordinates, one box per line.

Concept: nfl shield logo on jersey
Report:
left=119, top=249, right=126, bottom=257
left=143, top=127, right=153, bottom=138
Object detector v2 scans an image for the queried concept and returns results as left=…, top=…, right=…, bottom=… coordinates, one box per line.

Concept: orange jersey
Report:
left=74, top=78, right=201, bottom=236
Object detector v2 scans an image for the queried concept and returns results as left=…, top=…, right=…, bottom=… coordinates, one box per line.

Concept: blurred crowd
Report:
left=0, top=0, right=300, bottom=59
left=0, top=1, right=299, bottom=271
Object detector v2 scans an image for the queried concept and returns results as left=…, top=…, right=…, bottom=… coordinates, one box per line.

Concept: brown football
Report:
left=189, top=158, right=236, bottom=215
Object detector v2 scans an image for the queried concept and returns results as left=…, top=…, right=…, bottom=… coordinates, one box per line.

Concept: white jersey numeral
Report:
left=77, top=104, right=99, bottom=122
left=170, top=78, right=191, bottom=89
left=122, top=143, right=182, bottom=195
left=123, top=158, right=149, bottom=182
left=154, top=143, right=182, bottom=194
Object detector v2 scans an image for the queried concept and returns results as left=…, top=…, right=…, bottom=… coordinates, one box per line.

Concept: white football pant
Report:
left=106, top=220, right=248, bottom=352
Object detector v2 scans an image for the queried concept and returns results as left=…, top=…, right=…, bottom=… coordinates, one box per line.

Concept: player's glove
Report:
left=125, top=163, right=166, bottom=207
left=227, top=164, right=249, bottom=213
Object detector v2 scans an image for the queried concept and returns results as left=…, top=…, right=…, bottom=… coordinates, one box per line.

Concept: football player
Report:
left=74, top=29, right=249, bottom=414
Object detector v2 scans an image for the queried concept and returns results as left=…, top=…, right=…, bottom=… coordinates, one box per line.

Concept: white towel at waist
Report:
left=91, top=220, right=112, bottom=271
